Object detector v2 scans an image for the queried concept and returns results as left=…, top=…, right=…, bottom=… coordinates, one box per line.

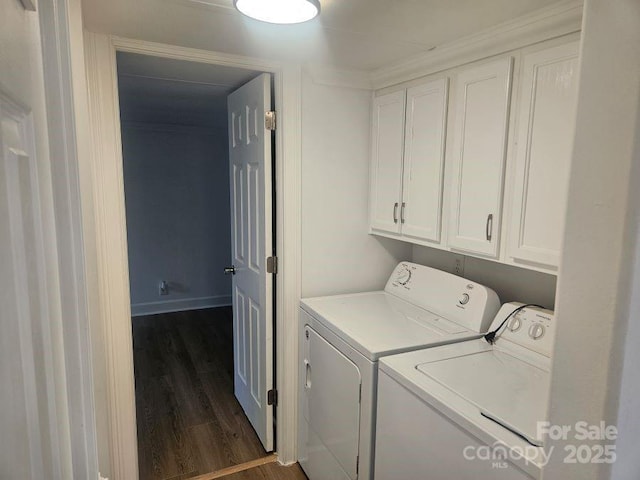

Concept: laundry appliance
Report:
left=375, top=302, right=555, bottom=479
left=297, top=261, right=501, bottom=480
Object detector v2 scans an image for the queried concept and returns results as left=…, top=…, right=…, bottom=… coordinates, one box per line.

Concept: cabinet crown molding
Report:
left=288, top=1, right=583, bottom=91
left=371, top=0, right=583, bottom=90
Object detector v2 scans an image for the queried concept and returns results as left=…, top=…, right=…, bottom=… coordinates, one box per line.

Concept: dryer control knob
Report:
left=508, top=317, right=522, bottom=332
left=396, top=268, right=412, bottom=285
left=529, top=323, right=545, bottom=340
left=458, top=293, right=470, bottom=305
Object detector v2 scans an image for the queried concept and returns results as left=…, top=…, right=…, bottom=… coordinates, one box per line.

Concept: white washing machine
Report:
left=375, top=302, right=555, bottom=480
left=297, top=262, right=501, bottom=480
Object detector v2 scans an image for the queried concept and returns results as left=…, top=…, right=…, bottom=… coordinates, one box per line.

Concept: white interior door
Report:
left=0, top=94, right=48, bottom=479
left=227, top=73, right=274, bottom=451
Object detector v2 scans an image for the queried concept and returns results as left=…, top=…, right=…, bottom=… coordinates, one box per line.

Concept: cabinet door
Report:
left=448, top=58, right=513, bottom=257
left=508, top=42, right=580, bottom=268
left=401, top=78, right=449, bottom=243
left=370, top=90, right=405, bottom=234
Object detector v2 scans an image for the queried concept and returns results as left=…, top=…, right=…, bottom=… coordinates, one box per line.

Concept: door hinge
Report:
left=267, top=389, right=278, bottom=406
left=358, top=383, right=362, bottom=403
left=266, top=256, right=278, bottom=274
left=356, top=456, right=359, bottom=475
left=265, top=111, right=276, bottom=131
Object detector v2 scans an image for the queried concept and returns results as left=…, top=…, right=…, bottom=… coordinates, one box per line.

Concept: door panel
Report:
left=302, top=326, right=361, bottom=480
left=228, top=73, right=274, bottom=451
left=233, top=163, right=246, bottom=264
left=370, top=90, right=405, bottom=234
left=248, top=162, right=261, bottom=272
left=508, top=42, right=580, bottom=267
left=402, top=78, right=449, bottom=243
left=448, top=58, right=513, bottom=257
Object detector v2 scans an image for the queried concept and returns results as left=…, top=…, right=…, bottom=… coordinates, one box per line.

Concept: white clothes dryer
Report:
left=375, top=302, right=555, bottom=480
left=297, top=262, right=501, bottom=480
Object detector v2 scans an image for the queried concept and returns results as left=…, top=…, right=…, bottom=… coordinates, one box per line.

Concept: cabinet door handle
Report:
left=486, top=214, right=493, bottom=241
left=393, top=202, right=399, bottom=224
left=401, top=202, right=406, bottom=224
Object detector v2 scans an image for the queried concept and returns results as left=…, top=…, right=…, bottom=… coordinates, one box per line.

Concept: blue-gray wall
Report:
left=122, top=123, right=231, bottom=316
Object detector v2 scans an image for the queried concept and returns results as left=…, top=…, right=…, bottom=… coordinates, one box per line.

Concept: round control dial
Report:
left=529, top=323, right=545, bottom=340
left=458, top=293, right=470, bottom=305
left=396, top=267, right=412, bottom=285
left=508, top=316, right=522, bottom=332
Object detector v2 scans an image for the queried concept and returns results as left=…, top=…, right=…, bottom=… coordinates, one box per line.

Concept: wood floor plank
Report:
left=188, top=420, right=240, bottom=475
left=136, top=374, right=178, bottom=418
left=188, top=419, right=265, bottom=475
left=133, top=307, right=268, bottom=480
left=178, top=318, right=226, bottom=374
left=137, top=409, right=196, bottom=480
left=200, top=369, right=264, bottom=459
left=161, top=320, right=217, bottom=427
left=135, top=319, right=172, bottom=378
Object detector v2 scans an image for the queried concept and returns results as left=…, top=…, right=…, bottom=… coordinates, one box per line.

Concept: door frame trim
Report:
left=82, top=33, right=301, bottom=478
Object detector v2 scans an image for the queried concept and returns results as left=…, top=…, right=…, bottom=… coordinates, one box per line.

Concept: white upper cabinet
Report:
left=507, top=42, right=580, bottom=268
left=370, top=90, right=406, bottom=234
left=448, top=58, right=513, bottom=257
left=368, top=36, right=580, bottom=275
left=401, top=79, right=449, bottom=243
left=370, top=79, right=448, bottom=243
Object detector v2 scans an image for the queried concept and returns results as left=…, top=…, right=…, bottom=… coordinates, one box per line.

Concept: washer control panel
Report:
left=394, top=265, right=412, bottom=286
left=492, top=302, right=555, bottom=357
left=458, top=293, right=470, bottom=305
left=389, top=264, right=480, bottom=310
left=385, top=262, right=501, bottom=334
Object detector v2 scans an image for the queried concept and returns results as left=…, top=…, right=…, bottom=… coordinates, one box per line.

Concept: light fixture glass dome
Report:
left=234, top=0, right=320, bottom=24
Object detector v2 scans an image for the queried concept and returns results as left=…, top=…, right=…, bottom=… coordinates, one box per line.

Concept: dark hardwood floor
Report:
left=133, top=307, right=270, bottom=480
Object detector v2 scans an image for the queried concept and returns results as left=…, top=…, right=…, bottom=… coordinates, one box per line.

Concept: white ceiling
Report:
left=113, top=1, right=570, bottom=128
left=117, top=52, right=260, bottom=127
left=84, top=0, right=564, bottom=71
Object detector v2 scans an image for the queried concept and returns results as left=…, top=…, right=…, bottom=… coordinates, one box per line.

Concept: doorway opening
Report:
left=117, top=52, right=281, bottom=480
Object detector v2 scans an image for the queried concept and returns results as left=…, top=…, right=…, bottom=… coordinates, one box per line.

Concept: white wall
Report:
left=613, top=183, right=640, bottom=479
left=121, top=123, right=232, bottom=316
left=609, top=7, right=640, bottom=476
left=602, top=1, right=640, bottom=475
left=412, top=246, right=557, bottom=308
left=301, top=74, right=411, bottom=298
left=543, top=0, right=640, bottom=478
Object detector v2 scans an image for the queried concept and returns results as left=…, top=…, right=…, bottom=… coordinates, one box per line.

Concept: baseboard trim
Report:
left=130, top=295, right=232, bottom=316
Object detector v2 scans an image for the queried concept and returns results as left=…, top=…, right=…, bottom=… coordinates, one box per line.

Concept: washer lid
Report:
left=416, top=349, right=550, bottom=446
left=301, top=291, right=473, bottom=361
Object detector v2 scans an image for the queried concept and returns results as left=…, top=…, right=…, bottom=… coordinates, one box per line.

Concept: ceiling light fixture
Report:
left=234, top=0, right=320, bottom=24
